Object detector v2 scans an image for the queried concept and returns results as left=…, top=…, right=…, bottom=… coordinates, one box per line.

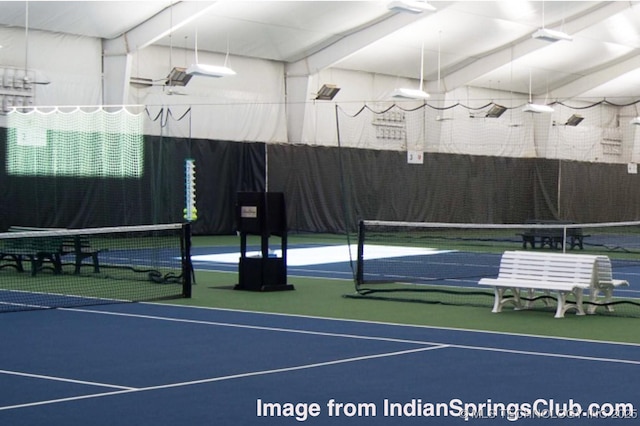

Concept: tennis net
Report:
left=0, top=223, right=192, bottom=313
left=352, top=220, right=640, bottom=316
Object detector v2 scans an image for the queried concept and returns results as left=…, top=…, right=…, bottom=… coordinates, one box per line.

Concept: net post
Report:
left=356, top=220, right=365, bottom=286
left=182, top=222, right=193, bottom=298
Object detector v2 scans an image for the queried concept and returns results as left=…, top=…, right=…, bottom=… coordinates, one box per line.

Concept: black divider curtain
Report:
left=185, top=138, right=265, bottom=234
left=142, top=135, right=266, bottom=234
left=267, top=145, right=541, bottom=232
left=267, top=144, right=640, bottom=232
left=0, top=128, right=265, bottom=234
left=3, top=125, right=640, bottom=235
left=558, top=161, right=640, bottom=222
left=531, top=159, right=559, bottom=220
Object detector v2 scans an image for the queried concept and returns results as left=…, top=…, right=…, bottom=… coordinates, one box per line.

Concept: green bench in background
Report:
left=0, top=227, right=103, bottom=276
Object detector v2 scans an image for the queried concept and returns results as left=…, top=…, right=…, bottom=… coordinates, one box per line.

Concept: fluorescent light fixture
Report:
left=630, top=117, right=640, bottom=125
left=392, top=88, right=430, bottom=100
left=486, top=104, right=507, bottom=118
left=387, top=0, right=436, bottom=14
left=565, top=114, right=584, bottom=126
left=523, top=103, right=554, bottom=113
left=165, top=67, right=192, bottom=87
left=532, top=28, right=573, bottom=42
left=393, top=37, right=430, bottom=101
left=314, top=84, right=341, bottom=101
left=130, top=77, right=154, bottom=87
left=186, top=63, right=236, bottom=78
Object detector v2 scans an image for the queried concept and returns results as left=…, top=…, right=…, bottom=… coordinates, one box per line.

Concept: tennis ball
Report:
left=183, top=207, right=198, bottom=220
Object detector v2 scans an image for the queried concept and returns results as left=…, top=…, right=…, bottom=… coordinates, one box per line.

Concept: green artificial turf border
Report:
left=164, top=270, right=640, bottom=345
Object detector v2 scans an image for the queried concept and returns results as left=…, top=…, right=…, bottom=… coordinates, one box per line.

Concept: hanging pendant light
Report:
left=392, top=39, right=429, bottom=100
left=523, top=69, right=553, bottom=113
left=186, top=27, right=236, bottom=78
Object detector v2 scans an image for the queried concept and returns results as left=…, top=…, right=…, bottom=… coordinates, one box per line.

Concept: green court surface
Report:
left=165, top=233, right=640, bottom=345
left=167, top=269, right=640, bottom=345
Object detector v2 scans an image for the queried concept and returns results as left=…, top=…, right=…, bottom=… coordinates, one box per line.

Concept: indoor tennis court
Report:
left=2, top=1, right=640, bottom=424
left=1, top=303, right=638, bottom=425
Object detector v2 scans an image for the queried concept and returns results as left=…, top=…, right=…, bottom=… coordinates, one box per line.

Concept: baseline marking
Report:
left=0, top=345, right=447, bottom=411
left=65, top=307, right=640, bottom=366
left=0, top=370, right=135, bottom=390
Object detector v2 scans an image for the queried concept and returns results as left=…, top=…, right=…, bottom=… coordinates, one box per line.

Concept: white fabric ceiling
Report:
left=1, top=0, right=640, bottom=104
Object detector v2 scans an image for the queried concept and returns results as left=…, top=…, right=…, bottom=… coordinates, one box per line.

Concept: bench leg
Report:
left=491, top=287, right=523, bottom=313
left=523, top=289, right=552, bottom=309
left=587, top=289, right=600, bottom=315
left=574, top=289, right=586, bottom=316
left=588, top=286, right=615, bottom=314
left=73, top=253, right=101, bottom=274
left=524, top=288, right=536, bottom=309
left=554, top=292, right=568, bottom=318
left=15, top=255, right=25, bottom=272
left=0, top=254, right=25, bottom=273
left=603, top=287, right=615, bottom=312
left=91, top=253, right=100, bottom=273
left=28, top=255, right=39, bottom=276
left=569, top=236, right=584, bottom=250
left=52, top=253, right=62, bottom=274
left=36, top=253, right=63, bottom=275
left=522, top=236, right=535, bottom=249
left=492, top=287, right=505, bottom=313
left=524, top=289, right=535, bottom=309
left=555, top=289, right=585, bottom=318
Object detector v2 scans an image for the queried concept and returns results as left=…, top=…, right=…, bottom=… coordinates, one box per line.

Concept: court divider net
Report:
left=348, top=220, right=640, bottom=317
left=0, top=223, right=192, bottom=313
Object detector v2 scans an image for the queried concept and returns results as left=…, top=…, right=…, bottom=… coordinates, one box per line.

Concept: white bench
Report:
left=479, top=251, right=604, bottom=318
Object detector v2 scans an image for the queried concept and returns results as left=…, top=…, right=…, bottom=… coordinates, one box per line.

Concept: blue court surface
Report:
left=1, top=302, right=638, bottom=425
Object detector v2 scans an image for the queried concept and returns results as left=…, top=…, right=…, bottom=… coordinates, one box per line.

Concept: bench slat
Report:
left=478, top=278, right=588, bottom=291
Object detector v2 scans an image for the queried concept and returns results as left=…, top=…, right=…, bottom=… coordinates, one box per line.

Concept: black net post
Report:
left=356, top=220, right=365, bottom=287
left=182, top=222, right=193, bottom=298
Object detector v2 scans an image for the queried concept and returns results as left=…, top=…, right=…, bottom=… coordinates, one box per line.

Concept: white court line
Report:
left=66, top=308, right=640, bottom=365
left=189, top=305, right=640, bottom=347
left=64, top=308, right=447, bottom=346
left=0, top=345, right=447, bottom=411
left=0, top=370, right=135, bottom=391
left=2, top=307, right=638, bottom=412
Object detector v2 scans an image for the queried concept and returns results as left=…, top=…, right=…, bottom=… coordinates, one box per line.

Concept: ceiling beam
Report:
left=427, top=1, right=631, bottom=94
left=550, top=51, right=640, bottom=100
left=285, top=3, right=454, bottom=77
left=103, top=1, right=218, bottom=56
left=284, top=2, right=453, bottom=146
left=101, top=1, right=218, bottom=105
